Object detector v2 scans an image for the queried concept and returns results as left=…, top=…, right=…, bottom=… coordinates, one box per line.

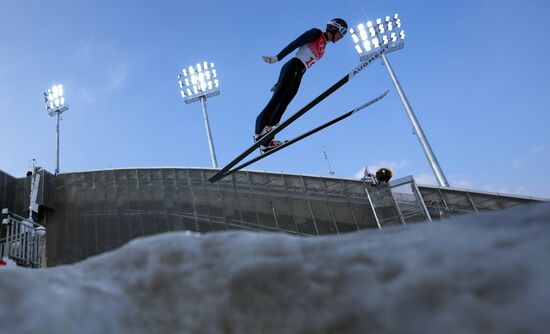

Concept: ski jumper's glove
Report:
left=262, top=55, right=279, bottom=64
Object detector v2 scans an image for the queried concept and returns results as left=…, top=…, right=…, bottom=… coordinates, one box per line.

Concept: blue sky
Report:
left=0, top=0, right=548, bottom=198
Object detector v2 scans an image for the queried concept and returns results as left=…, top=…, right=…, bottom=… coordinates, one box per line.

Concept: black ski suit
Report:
left=256, top=28, right=329, bottom=143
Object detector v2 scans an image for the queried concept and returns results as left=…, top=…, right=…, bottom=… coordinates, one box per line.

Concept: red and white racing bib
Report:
left=296, top=34, right=326, bottom=69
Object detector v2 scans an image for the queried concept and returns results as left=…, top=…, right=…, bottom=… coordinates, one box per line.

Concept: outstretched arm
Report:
left=262, top=28, right=322, bottom=64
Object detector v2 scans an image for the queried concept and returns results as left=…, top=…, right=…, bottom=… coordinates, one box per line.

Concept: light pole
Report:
left=349, top=14, right=450, bottom=187
left=178, top=62, right=220, bottom=169
left=44, top=84, right=69, bottom=175
left=322, top=147, right=335, bottom=176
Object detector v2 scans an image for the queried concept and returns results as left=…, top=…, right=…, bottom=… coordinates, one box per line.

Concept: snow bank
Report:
left=0, top=257, right=17, bottom=267
left=1, top=203, right=549, bottom=334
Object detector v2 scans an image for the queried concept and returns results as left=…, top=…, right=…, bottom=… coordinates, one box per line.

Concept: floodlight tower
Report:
left=349, top=14, right=450, bottom=187
left=178, top=62, right=220, bottom=169
left=44, top=84, right=69, bottom=175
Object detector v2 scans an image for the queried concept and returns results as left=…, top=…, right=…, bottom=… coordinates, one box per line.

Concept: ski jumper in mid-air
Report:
left=255, top=18, right=348, bottom=152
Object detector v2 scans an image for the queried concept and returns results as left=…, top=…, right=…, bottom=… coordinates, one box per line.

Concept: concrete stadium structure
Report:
left=0, top=167, right=545, bottom=267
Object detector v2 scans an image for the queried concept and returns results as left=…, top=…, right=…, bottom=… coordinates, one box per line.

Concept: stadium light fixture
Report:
left=350, top=14, right=449, bottom=187
left=349, top=13, right=405, bottom=60
left=44, top=84, right=69, bottom=175
left=178, top=62, right=220, bottom=168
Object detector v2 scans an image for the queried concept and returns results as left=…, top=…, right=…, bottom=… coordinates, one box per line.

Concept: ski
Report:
left=211, top=90, right=389, bottom=182
left=208, top=43, right=391, bottom=183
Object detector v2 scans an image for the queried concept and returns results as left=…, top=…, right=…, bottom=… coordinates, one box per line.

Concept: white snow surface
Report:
left=1, top=203, right=549, bottom=334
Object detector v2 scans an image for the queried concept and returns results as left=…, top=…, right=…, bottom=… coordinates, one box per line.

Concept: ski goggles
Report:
left=329, top=21, right=348, bottom=36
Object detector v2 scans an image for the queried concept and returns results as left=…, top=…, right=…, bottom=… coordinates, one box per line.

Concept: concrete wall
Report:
left=0, top=170, right=16, bottom=212
left=3, top=167, right=543, bottom=267
left=42, top=168, right=390, bottom=266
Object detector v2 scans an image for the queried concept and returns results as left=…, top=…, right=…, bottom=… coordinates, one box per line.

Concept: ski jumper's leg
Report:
left=269, top=60, right=305, bottom=126
left=255, top=58, right=304, bottom=136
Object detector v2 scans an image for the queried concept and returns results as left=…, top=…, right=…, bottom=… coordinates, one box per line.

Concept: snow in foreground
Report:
left=1, top=203, right=549, bottom=334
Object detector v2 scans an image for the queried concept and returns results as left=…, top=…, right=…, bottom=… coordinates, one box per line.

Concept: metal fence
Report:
left=1, top=209, right=46, bottom=268
left=390, top=176, right=545, bottom=222
left=390, top=176, right=432, bottom=223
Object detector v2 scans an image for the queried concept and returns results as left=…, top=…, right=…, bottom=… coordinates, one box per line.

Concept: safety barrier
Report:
left=1, top=209, right=45, bottom=268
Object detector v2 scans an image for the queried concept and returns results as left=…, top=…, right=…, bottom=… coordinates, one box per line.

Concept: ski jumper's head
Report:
left=326, top=18, right=348, bottom=43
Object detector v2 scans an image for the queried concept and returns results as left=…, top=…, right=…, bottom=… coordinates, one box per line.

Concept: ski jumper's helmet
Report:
left=327, top=18, right=348, bottom=36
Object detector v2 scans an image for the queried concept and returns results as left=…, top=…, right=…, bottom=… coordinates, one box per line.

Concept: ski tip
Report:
left=373, top=90, right=390, bottom=101
left=375, top=90, right=390, bottom=100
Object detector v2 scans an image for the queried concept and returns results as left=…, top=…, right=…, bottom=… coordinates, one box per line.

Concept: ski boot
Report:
left=260, top=139, right=288, bottom=154
left=253, top=124, right=279, bottom=143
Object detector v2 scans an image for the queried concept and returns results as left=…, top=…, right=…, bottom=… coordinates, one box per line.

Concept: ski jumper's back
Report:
left=295, top=30, right=326, bottom=68
left=276, top=28, right=327, bottom=70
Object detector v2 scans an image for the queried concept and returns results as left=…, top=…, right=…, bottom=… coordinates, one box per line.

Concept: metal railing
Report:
left=1, top=209, right=46, bottom=268
left=390, top=176, right=432, bottom=223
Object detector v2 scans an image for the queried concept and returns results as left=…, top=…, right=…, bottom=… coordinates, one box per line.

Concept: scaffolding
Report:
left=1, top=209, right=46, bottom=268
